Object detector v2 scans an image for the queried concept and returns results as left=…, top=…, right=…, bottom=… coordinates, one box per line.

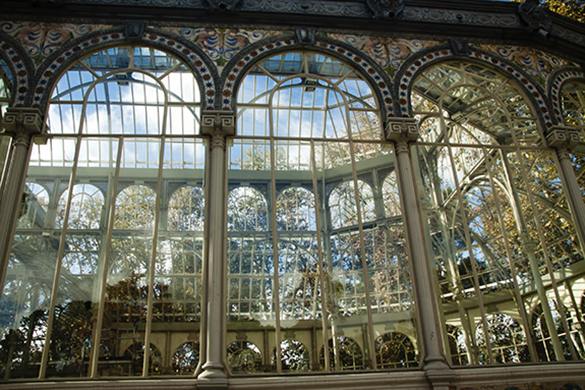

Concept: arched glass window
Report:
left=0, top=45, right=205, bottom=379
left=276, top=186, right=316, bottom=231
left=375, top=332, right=418, bottom=368
left=123, top=342, right=163, bottom=376
left=114, top=185, right=156, bottom=230
left=272, top=339, right=310, bottom=372
left=532, top=300, right=583, bottom=361
left=227, top=340, right=263, bottom=374
left=413, top=60, right=584, bottom=365
left=446, top=324, right=469, bottom=366
left=476, top=313, right=529, bottom=364
left=56, top=183, right=104, bottom=229
left=319, top=336, right=364, bottom=371
left=172, top=341, right=200, bottom=375
left=168, top=185, right=205, bottom=231
left=329, top=180, right=376, bottom=229
left=229, top=49, right=416, bottom=374
left=227, top=186, right=268, bottom=231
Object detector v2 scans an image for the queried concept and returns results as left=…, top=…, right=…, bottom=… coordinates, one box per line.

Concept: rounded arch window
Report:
left=48, top=46, right=200, bottom=136
left=227, top=186, right=268, bottom=231
left=114, top=184, right=156, bottom=230
left=412, top=61, right=541, bottom=146
left=168, top=185, right=205, bottom=231
left=4, top=44, right=207, bottom=380
left=271, top=339, right=310, bottom=372
left=532, top=300, right=578, bottom=361
left=446, top=324, right=469, bottom=366
left=18, top=183, right=50, bottom=229
left=475, top=313, right=529, bottom=364
left=319, top=336, right=364, bottom=371
left=329, top=179, right=375, bottom=229
left=375, top=331, right=418, bottom=369
left=123, top=342, right=162, bottom=376
left=172, top=341, right=200, bottom=375
left=237, top=51, right=380, bottom=139
left=56, top=183, right=104, bottom=229
left=227, top=340, right=263, bottom=374
left=276, top=186, right=316, bottom=231
left=234, top=50, right=383, bottom=172
left=228, top=46, right=416, bottom=374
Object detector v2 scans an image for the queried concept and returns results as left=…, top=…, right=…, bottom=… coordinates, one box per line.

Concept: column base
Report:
left=198, top=362, right=228, bottom=390
left=425, top=364, right=455, bottom=390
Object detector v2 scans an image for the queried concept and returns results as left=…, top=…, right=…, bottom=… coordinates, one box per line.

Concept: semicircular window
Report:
left=49, top=46, right=200, bottom=136
left=319, top=336, right=364, bottom=371
left=227, top=340, right=263, bottom=374
left=172, top=341, right=200, bottom=375
left=55, top=183, right=104, bottom=229
left=114, top=184, right=156, bottom=230
left=475, top=313, right=529, bottom=364
left=329, top=180, right=375, bottom=229
left=375, top=331, right=418, bottom=369
left=168, top=185, right=205, bottom=231
left=227, top=186, right=268, bottom=231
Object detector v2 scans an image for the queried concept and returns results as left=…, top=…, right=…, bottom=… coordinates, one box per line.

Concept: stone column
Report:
left=386, top=118, right=453, bottom=390
left=0, top=108, right=43, bottom=293
left=198, top=111, right=234, bottom=388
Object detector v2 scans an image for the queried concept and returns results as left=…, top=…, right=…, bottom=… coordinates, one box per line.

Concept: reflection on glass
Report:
left=229, top=50, right=418, bottom=374
left=0, top=46, right=204, bottom=379
left=414, top=61, right=585, bottom=366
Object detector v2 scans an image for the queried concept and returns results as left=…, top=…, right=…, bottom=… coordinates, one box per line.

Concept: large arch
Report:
left=396, top=45, right=555, bottom=130
left=221, top=34, right=395, bottom=121
left=548, top=67, right=585, bottom=126
left=0, top=32, right=34, bottom=107
left=29, top=27, right=218, bottom=111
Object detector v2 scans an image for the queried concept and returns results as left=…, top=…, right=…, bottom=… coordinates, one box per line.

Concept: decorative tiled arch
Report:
left=31, top=28, right=218, bottom=111
left=220, top=35, right=395, bottom=119
left=397, top=47, right=554, bottom=129
left=0, top=34, right=33, bottom=107
left=548, top=68, right=585, bottom=125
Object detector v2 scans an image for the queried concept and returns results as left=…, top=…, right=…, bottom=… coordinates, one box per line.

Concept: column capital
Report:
left=545, top=125, right=581, bottom=150
left=385, top=118, right=419, bottom=143
left=2, top=107, right=44, bottom=136
left=200, top=110, right=236, bottom=137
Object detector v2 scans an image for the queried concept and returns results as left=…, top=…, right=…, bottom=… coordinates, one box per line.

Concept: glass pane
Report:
left=1, top=139, right=78, bottom=379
